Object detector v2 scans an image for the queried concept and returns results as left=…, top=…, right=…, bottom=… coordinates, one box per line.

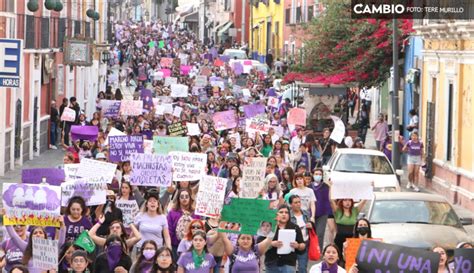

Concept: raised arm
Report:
left=219, top=232, right=234, bottom=256
left=126, top=224, right=141, bottom=249
left=88, top=215, right=106, bottom=247
left=257, top=236, right=273, bottom=255
left=5, top=226, right=27, bottom=251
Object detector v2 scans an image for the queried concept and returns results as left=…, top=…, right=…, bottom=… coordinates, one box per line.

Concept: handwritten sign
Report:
left=195, top=176, right=227, bottom=217
left=76, top=158, right=117, bottom=184
left=61, top=179, right=107, bottom=206
left=109, top=135, right=144, bottom=162
left=212, top=110, right=237, bottom=131
left=453, top=248, right=474, bottom=273
left=268, top=97, right=280, bottom=108
left=164, top=77, right=177, bottom=87
left=240, top=157, right=267, bottom=198
left=219, top=198, right=276, bottom=235
left=21, top=168, right=65, bottom=186
left=33, top=238, right=58, bottom=271
left=64, top=164, right=80, bottom=180
left=168, top=121, right=188, bottom=136
left=170, top=84, right=189, bottom=97
left=331, top=176, right=373, bottom=200
left=119, top=100, right=143, bottom=116
left=170, top=152, right=207, bottom=181
left=2, top=183, right=61, bottom=227
left=130, top=153, right=173, bottom=187
left=143, top=139, right=153, bottom=154
left=243, top=104, right=266, bottom=119
left=116, top=200, right=140, bottom=228
left=101, top=100, right=121, bottom=118
left=105, top=127, right=126, bottom=145
left=60, top=107, right=76, bottom=122
left=153, top=136, right=189, bottom=155
left=186, top=123, right=201, bottom=136
left=160, top=57, right=173, bottom=68
left=356, top=240, right=439, bottom=273
left=330, top=115, right=346, bottom=144
left=195, top=75, right=207, bottom=87
left=246, top=115, right=271, bottom=135
left=287, top=108, right=307, bottom=126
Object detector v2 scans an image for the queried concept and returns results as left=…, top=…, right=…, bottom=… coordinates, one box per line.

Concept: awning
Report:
left=182, top=11, right=198, bottom=23
left=218, top=21, right=233, bottom=37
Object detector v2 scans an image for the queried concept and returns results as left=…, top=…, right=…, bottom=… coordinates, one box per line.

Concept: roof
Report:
left=374, top=192, right=448, bottom=203
left=335, top=148, right=386, bottom=156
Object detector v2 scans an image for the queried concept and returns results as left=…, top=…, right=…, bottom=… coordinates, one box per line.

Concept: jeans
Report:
left=297, top=242, right=309, bottom=273
left=266, top=264, right=296, bottom=273
left=50, top=122, right=57, bottom=146
left=315, top=215, right=328, bottom=251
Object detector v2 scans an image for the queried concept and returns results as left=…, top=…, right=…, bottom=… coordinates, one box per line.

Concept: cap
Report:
left=95, top=153, right=107, bottom=160
left=297, top=163, right=306, bottom=168
left=145, top=189, right=160, bottom=200
left=282, top=140, right=290, bottom=145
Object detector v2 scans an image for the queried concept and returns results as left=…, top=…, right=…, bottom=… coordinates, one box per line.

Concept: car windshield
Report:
left=370, top=200, right=462, bottom=227
left=333, top=154, right=394, bottom=174
left=224, top=51, right=247, bottom=59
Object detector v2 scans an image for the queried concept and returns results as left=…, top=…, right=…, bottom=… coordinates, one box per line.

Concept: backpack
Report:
left=176, top=212, right=193, bottom=240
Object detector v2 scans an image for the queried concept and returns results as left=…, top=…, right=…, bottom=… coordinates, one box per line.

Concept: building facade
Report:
left=416, top=20, right=474, bottom=210
left=0, top=0, right=108, bottom=176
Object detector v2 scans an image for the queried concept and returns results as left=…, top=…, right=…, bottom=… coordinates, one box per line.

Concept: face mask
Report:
left=357, top=226, right=370, bottom=236
left=313, top=175, right=322, bottom=183
left=142, top=249, right=156, bottom=260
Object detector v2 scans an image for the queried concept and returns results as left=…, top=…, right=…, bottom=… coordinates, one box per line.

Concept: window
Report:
left=41, top=18, right=50, bottom=49
left=5, top=0, right=15, bottom=12
left=446, top=82, right=453, bottom=161
left=58, top=18, right=66, bottom=48
left=25, top=15, right=35, bottom=49
left=74, top=20, right=81, bottom=37
left=85, top=22, right=91, bottom=38
left=308, top=5, right=314, bottom=22
left=334, top=154, right=394, bottom=174
left=285, top=8, right=291, bottom=24
left=296, top=7, right=302, bottom=23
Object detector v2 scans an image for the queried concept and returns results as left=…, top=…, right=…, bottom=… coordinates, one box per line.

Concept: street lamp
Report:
left=101, top=51, right=111, bottom=64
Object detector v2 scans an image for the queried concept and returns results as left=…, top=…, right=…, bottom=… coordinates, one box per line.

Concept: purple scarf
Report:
left=321, top=261, right=339, bottom=273
left=106, top=245, right=123, bottom=270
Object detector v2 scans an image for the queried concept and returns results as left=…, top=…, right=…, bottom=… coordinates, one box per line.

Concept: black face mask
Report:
left=357, top=226, right=370, bottom=236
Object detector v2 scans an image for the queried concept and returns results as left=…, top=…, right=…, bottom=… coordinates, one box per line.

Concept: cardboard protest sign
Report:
left=170, top=151, right=207, bottom=181
left=130, top=153, right=173, bottom=186
left=200, top=67, right=212, bottom=76
left=287, top=108, right=307, bottom=126
left=330, top=115, right=346, bottom=144
left=268, top=97, right=280, bottom=108
left=219, top=198, right=276, bottom=235
left=160, top=57, right=173, bottom=68
left=21, top=168, right=65, bottom=186
left=240, top=157, right=268, bottom=198
left=101, top=100, right=121, bottom=118
left=32, top=238, right=58, bottom=271
left=76, top=158, right=117, bottom=184
left=195, top=176, right=227, bottom=217
left=178, top=53, right=189, bottom=65
left=119, top=100, right=143, bottom=116
left=153, top=136, right=189, bottom=155
left=2, top=183, right=61, bottom=227
left=186, top=123, right=201, bottom=136
left=453, top=248, right=474, bottom=273
left=233, top=62, right=244, bottom=75
left=141, top=89, right=154, bottom=111
left=212, top=110, right=238, bottom=131
left=160, top=68, right=171, bottom=78
left=356, top=240, right=439, bottom=273
left=143, top=139, right=153, bottom=154
left=71, top=125, right=99, bottom=142
left=168, top=121, right=188, bottom=136
left=243, top=104, right=266, bottom=119
left=116, top=199, right=140, bottom=228
left=164, top=77, right=178, bottom=87
left=60, top=107, right=76, bottom=122
left=246, top=115, right=272, bottom=135
left=61, top=179, right=107, bottom=206
left=173, top=106, right=183, bottom=117
left=170, top=84, right=189, bottom=97
left=180, top=65, right=192, bottom=75
left=109, top=135, right=144, bottom=162
left=105, top=127, right=126, bottom=145
left=195, top=75, right=208, bottom=87
left=163, top=104, right=174, bottom=114
left=64, top=164, right=80, bottom=180
left=345, top=238, right=383, bottom=271
left=331, top=177, right=373, bottom=200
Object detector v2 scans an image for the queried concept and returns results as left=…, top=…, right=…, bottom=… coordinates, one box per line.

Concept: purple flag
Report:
left=109, top=135, right=144, bottom=162
left=233, top=62, right=243, bottom=76
left=210, top=47, right=218, bottom=59
left=21, top=168, right=65, bottom=186
left=243, top=104, right=266, bottom=119
left=71, top=125, right=99, bottom=142
left=267, top=88, right=278, bottom=97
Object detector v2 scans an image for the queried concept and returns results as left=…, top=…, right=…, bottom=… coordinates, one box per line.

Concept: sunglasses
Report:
left=191, top=225, right=202, bottom=230
left=180, top=195, right=190, bottom=199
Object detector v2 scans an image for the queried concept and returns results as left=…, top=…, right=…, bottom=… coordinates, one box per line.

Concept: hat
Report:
left=282, top=140, right=290, bottom=145
left=145, top=189, right=160, bottom=200
left=95, top=153, right=107, bottom=160
left=71, top=250, right=88, bottom=261
left=297, top=163, right=306, bottom=169
left=106, top=190, right=115, bottom=197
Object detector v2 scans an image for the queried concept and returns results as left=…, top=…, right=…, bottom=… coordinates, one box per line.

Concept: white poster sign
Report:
left=76, top=158, right=117, bottom=184
left=170, top=152, right=207, bottom=181
left=195, top=176, right=227, bottom=217
left=240, top=157, right=267, bottom=198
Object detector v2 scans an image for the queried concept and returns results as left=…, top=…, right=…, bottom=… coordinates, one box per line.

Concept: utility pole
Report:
left=241, top=0, right=246, bottom=45
left=391, top=18, right=401, bottom=171
left=250, top=0, right=253, bottom=59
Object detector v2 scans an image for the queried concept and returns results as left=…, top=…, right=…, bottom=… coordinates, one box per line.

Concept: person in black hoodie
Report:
left=50, top=100, right=59, bottom=149
left=94, top=235, right=132, bottom=273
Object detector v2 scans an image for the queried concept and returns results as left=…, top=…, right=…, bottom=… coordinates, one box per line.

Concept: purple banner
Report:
left=243, top=104, right=266, bottom=119
left=109, top=135, right=144, bottom=162
left=219, top=55, right=231, bottom=63
left=21, top=168, right=65, bottom=186
left=212, top=110, right=238, bottom=131
left=101, top=100, right=121, bottom=118
left=130, top=153, right=173, bottom=187
left=233, top=62, right=243, bottom=76
left=71, top=125, right=99, bottom=142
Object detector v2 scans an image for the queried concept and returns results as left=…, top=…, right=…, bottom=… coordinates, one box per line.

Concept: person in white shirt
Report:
left=290, top=128, right=306, bottom=154
left=310, top=244, right=350, bottom=273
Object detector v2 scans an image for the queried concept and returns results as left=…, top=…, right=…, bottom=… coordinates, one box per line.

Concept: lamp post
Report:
left=391, top=18, right=401, bottom=171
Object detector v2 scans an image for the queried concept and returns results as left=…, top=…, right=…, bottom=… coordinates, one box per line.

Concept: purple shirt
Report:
left=167, top=209, right=200, bottom=247
left=407, top=140, right=423, bottom=157
left=134, top=213, right=168, bottom=248
left=231, top=246, right=260, bottom=273
left=1, top=237, right=25, bottom=272
left=311, top=183, right=332, bottom=218
left=64, top=215, right=93, bottom=242
left=177, top=252, right=216, bottom=273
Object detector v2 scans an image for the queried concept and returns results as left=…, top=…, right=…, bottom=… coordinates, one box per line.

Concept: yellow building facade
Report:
left=416, top=21, right=474, bottom=210
left=250, top=0, right=284, bottom=63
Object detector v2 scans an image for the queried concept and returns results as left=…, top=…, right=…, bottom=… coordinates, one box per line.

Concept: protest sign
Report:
left=228, top=132, right=242, bottom=149
left=200, top=67, right=212, bottom=76
left=160, top=57, right=173, bottom=68
left=219, top=198, right=276, bottom=235
left=32, top=238, right=58, bottom=271
left=240, top=157, right=267, bottom=198
left=163, top=103, right=174, bottom=114
left=195, top=176, right=227, bottom=217
left=101, top=100, right=121, bottom=118
left=453, top=248, right=474, bottom=273
left=345, top=238, right=383, bottom=271
left=61, top=179, right=107, bottom=206
left=243, top=104, right=266, bottom=119
left=105, top=127, right=126, bottom=145
left=195, top=75, right=207, bottom=87
left=178, top=53, right=189, bottom=65
left=212, top=110, right=237, bottom=131
left=164, top=77, right=177, bottom=87
left=214, top=59, right=224, bottom=67
left=356, top=240, right=439, bottom=273
left=219, top=55, right=231, bottom=63
left=233, top=62, right=243, bottom=75
left=186, top=123, right=201, bottom=136
left=330, top=115, right=346, bottom=144
left=210, top=80, right=225, bottom=90
left=130, top=153, right=173, bottom=186
left=180, top=65, right=192, bottom=75
left=141, top=89, right=154, bottom=111
left=267, top=97, right=280, bottom=108
left=158, top=40, right=165, bottom=49
left=116, top=199, right=140, bottom=228
left=173, top=106, right=183, bottom=117
left=168, top=121, right=188, bottom=136
left=21, top=168, right=65, bottom=186
left=64, top=164, right=80, bottom=180
left=153, top=136, right=189, bottom=155
left=287, top=108, right=307, bottom=126
left=60, top=107, right=76, bottom=122
left=246, top=115, right=271, bottom=135
left=331, top=177, right=373, bottom=200
left=154, top=104, right=165, bottom=116
left=170, top=152, right=207, bottom=181
left=160, top=68, right=171, bottom=78
left=2, top=183, right=61, bottom=227
left=71, top=125, right=99, bottom=142
left=143, top=139, right=153, bottom=154
left=76, top=158, right=117, bottom=184
left=109, top=135, right=144, bottom=162
left=119, top=100, right=143, bottom=116
left=170, top=84, right=189, bottom=97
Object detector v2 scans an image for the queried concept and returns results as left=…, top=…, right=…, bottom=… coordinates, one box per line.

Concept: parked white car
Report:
left=222, top=49, right=248, bottom=60
left=323, top=148, right=403, bottom=191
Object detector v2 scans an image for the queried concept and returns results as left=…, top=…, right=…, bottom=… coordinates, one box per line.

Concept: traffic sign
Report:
left=0, top=39, right=22, bottom=88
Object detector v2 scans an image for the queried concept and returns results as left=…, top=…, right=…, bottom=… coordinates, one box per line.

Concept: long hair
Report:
left=322, top=243, right=342, bottom=263
left=336, top=199, right=355, bottom=217
left=105, top=234, right=128, bottom=255
left=231, top=176, right=241, bottom=195
left=353, top=218, right=372, bottom=239
left=172, top=188, right=195, bottom=212
left=22, top=226, right=47, bottom=264
left=282, top=166, right=295, bottom=184
left=151, top=247, right=176, bottom=273
left=134, top=240, right=158, bottom=272
left=66, top=196, right=88, bottom=217
left=187, top=231, right=208, bottom=253
left=185, top=219, right=205, bottom=241
left=108, top=220, right=129, bottom=243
